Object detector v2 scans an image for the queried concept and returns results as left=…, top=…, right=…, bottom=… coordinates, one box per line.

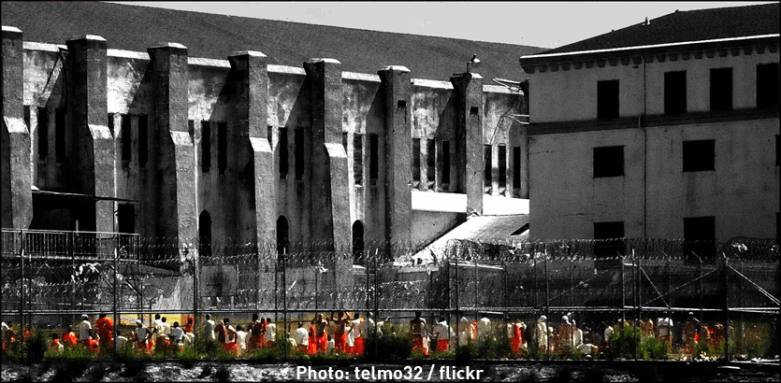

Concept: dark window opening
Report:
left=498, top=144, right=507, bottom=189
left=342, top=132, right=348, bottom=151
left=353, top=134, right=363, bottom=185
left=277, top=216, right=289, bottom=256
left=369, top=134, right=378, bottom=185
left=295, top=129, right=305, bottom=180
left=398, top=100, right=406, bottom=109
left=55, top=108, right=66, bottom=162
left=683, top=216, right=715, bottom=259
left=23, top=106, right=30, bottom=131
left=484, top=144, right=492, bottom=187
left=442, top=140, right=450, bottom=185
left=138, top=115, right=148, bottom=168
left=117, top=204, right=135, bottom=234
left=664, top=71, right=687, bottom=115
left=121, top=114, right=131, bottom=164
left=412, top=138, right=421, bottom=185
left=426, top=139, right=435, bottom=186
left=683, top=140, right=715, bottom=172
left=267, top=126, right=273, bottom=145
left=107, top=113, right=114, bottom=136
left=218, top=122, right=227, bottom=173
left=757, top=63, right=779, bottom=108
left=597, top=80, right=619, bottom=119
left=279, top=127, right=288, bottom=179
left=513, top=146, right=521, bottom=189
left=352, top=221, right=365, bottom=265
left=594, top=221, right=625, bottom=257
left=593, top=146, right=624, bottom=178
left=776, top=135, right=779, bottom=167
left=38, top=108, right=48, bottom=159
left=199, top=211, right=212, bottom=257
left=201, top=121, right=211, bottom=172
left=710, top=67, right=733, bottom=112
left=470, top=107, right=479, bottom=115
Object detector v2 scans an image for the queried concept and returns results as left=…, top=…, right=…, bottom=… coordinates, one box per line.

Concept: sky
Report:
left=113, top=1, right=774, bottom=48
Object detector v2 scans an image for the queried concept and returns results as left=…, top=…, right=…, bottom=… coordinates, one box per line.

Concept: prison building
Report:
left=520, top=3, right=780, bottom=253
left=1, top=2, right=534, bottom=254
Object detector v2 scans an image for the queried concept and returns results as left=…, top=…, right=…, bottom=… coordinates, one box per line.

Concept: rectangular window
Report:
left=682, top=140, right=715, bottom=172
left=442, top=140, right=450, bottom=185
left=757, top=63, right=779, bottom=108
left=513, top=146, right=521, bottom=189
left=55, top=108, right=66, bottom=162
left=38, top=108, right=48, bottom=159
left=218, top=122, right=227, bottom=173
left=117, top=204, right=135, bottom=234
left=597, top=80, right=619, bottom=119
left=426, top=139, right=435, bottom=186
left=23, top=106, right=30, bottom=130
left=107, top=113, right=114, bottom=136
left=369, top=134, right=378, bottom=185
left=683, top=216, right=715, bottom=259
left=412, top=138, right=421, bottom=184
left=279, top=127, right=288, bottom=178
left=710, top=67, right=733, bottom=111
left=201, top=121, right=211, bottom=172
left=593, top=146, right=624, bottom=178
left=664, top=71, right=687, bottom=115
left=267, top=126, right=273, bottom=145
left=484, top=144, right=492, bottom=187
left=121, top=114, right=131, bottom=164
left=342, top=132, right=348, bottom=151
left=594, top=221, right=625, bottom=257
left=498, top=144, right=507, bottom=189
left=138, top=115, right=148, bottom=168
left=295, top=129, right=304, bottom=180
left=776, top=135, right=779, bottom=167
left=353, top=134, right=363, bottom=185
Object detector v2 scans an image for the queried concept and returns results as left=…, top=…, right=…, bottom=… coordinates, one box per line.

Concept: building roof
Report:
left=1, top=1, right=543, bottom=81
left=540, top=3, right=779, bottom=56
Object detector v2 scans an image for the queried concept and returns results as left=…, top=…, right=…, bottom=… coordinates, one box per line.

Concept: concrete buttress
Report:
left=451, top=72, right=484, bottom=216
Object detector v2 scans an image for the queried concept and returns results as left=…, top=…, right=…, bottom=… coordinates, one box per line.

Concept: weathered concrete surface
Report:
left=66, top=35, right=114, bottom=232
left=1, top=26, right=32, bottom=229
left=451, top=72, right=484, bottom=216
left=379, top=66, right=412, bottom=244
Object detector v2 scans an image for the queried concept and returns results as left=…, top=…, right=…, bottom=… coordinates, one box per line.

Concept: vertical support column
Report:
left=148, top=43, right=196, bottom=242
left=304, top=58, right=350, bottom=251
left=1, top=26, right=32, bottom=229
left=378, top=66, right=412, bottom=247
left=450, top=72, right=484, bottom=215
left=66, top=35, right=114, bottom=232
left=519, top=80, right=530, bottom=199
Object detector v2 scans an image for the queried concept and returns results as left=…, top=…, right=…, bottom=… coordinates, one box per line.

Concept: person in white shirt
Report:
left=657, top=316, right=673, bottom=343
left=348, top=313, right=362, bottom=355
left=115, top=330, right=128, bottom=350
left=170, top=322, right=185, bottom=353
left=535, top=316, right=548, bottom=353
left=235, top=325, right=247, bottom=356
left=433, top=316, right=451, bottom=353
left=572, top=320, right=583, bottom=349
left=265, top=318, right=276, bottom=347
left=134, top=320, right=149, bottom=352
left=326, top=335, right=335, bottom=354
left=294, top=322, right=309, bottom=353
left=477, top=314, right=491, bottom=343
left=78, top=315, right=92, bottom=345
left=458, top=317, right=475, bottom=346
left=204, top=314, right=216, bottom=342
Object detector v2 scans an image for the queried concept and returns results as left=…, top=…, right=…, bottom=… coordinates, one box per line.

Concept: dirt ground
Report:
left=2, top=361, right=779, bottom=382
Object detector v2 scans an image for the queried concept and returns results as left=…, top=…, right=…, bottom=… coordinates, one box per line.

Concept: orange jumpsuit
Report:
left=510, top=324, right=523, bottom=354
left=307, top=325, right=317, bottom=355
left=96, top=318, right=114, bottom=348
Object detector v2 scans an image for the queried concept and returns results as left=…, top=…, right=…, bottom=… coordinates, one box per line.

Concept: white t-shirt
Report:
left=204, top=320, right=216, bottom=341
left=604, top=326, right=614, bottom=341
left=657, top=318, right=673, bottom=337
left=79, top=320, right=92, bottom=341
left=171, top=327, right=185, bottom=342
left=327, top=338, right=335, bottom=354
left=116, top=335, right=128, bottom=349
left=350, top=319, right=362, bottom=340
left=162, top=322, right=172, bottom=336
left=477, top=318, right=491, bottom=342
left=295, top=327, right=309, bottom=346
left=136, top=326, right=148, bottom=342
left=265, top=323, right=276, bottom=342
left=154, top=320, right=166, bottom=337
left=236, top=331, right=247, bottom=352
left=434, top=321, right=450, bottom=340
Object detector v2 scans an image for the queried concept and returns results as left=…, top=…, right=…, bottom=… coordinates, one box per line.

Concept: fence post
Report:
left=455, top=245, right=459, bottom=354
left=256, top=243, right=261, bottom=311
left=19, top=242, right=25, bottom=346
left=71, top=231, right=76, bottom=325
left=698, top=255, right=703, bottom=326
left=283, top=247, right=288, bottom=361
left=374, top=246, right=379, bottom=358
left=723, top=254, right=730, bottom=362
left=193, top=245, right=200, bottom=345
left=545, top=251, right=550, bottom=361
left=620, top=254, right=626, bottom=323
left=113, top=243, right=119, bottom=356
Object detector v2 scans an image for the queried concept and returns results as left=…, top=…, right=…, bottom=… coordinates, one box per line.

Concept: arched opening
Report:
left=277, top=216, right=289, bottom=256
left=352, top=221, right=364, bottom=265
left=199, top=211, right=212, bottom=257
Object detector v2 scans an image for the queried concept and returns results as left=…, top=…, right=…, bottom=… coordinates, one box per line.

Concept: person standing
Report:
left=510, top=320, right=525, bottom=354
left=78, top=315, right=92, bottom=348
left=265, top=318, right=276, bottom=348
left=171, top=322, right=185, bottom=353
left=115, top=330, right=128, bottom=351
left=331, top=311, right=349, bottom=354
left=409, top=311, right=428, bottom=355
left=96, top=313, right=114, bottom=351
left=204, top=314, right=216, bottom=342
left=433, top=316, right=451, bottom=353
left=535, top=316, right=548, bottom=353
left=307, top=318, right=317, bottom=355
left=235, top=325, right=248, bottom=356
left=294, top=322, right=309, bottom=353
left=248, top=314, right=264, bottom=351
left=477, top=314, right=491, bottom=343
left=458, top=317, right=475, bottom=346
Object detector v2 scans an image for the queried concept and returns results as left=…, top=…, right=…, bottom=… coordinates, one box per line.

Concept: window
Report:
left=201, top=121, right=210, bottom=172
left=710, top=68, right=733, bottom=111
left=55, top=109, right=66, bottom=162
left=757, top=63, right=779, bottom=108
left=682, top=140, right=715, bottom=172
left=442, top=140, right=450, bottom=186
left=369, top=134, right=378, bottom=185
left=107, top=113, right=114, bottom=136
left=683, top=216, right=715, bottom=259
left=353, top=134, right=363, bottom=185
left=117, top=204, right=135, bottom=234
left=218, top=122, right=227, bottom=173
left=594, top=221, right=625, bottom=257
left=498, top=144, right=507, bottom=189
left=267, top=126, right=273, bottom=145
left=776, top=135, right=779, bottom=167
left=295, top=129, right=304, bottom=180
left=593, top=146, right=624, bottom=178
left=412, top=138, right=421, bottom=185
left=199, top=211, right=212, bottom=257
left=279, top=128, right=288, bottom=178
left=24, top=106, right=30, bottom=130
left=597, top=80, right=619, bottom=119
left=664, top=71, right=687, bottom=115
left=342, top=132, right=348, bottom=151
left=138, top=115, right=148, bottom=168
left=38, top=108, right=48, bottom=159
left=426, top=139, right=435, bottom=187
left=121, top=114, right=131, bottom=164
left=513, top=146, right=521, bottom=189
left=484, top=144, right=492, bottom=187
